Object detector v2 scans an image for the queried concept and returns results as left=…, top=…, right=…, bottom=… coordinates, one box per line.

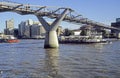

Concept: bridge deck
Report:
left=0, top=1, right=120, bottom=31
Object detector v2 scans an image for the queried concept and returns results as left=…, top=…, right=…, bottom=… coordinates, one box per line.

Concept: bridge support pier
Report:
left=44, top=31, right=58, bottom=48
left=37, top=9, right=68, bottom=48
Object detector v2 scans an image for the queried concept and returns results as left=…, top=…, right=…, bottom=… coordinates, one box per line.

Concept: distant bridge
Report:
left=0, top=1, right=119, bottom=48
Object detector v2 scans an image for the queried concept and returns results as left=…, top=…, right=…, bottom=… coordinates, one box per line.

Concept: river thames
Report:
left=0, top=39, right=120, bottom=78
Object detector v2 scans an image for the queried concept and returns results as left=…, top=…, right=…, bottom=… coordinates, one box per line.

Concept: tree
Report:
left=64, top=28, right=74, bottom=36
left=80, top=30, right=87, bottom=36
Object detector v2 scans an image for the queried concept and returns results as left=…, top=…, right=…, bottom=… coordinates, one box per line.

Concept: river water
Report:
left=0, top=39, right=120, bottom=78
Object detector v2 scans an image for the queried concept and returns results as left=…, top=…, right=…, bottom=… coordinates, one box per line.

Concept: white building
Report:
left=73, top=30, right=81, bottom=36
left=6, top=18, right=14, bottom=29
left=4, top=18, right=14, bottom=35
left=26, top=19, right=34, bottom=25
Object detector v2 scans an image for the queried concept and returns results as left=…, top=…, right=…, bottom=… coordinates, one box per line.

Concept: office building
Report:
left=111, top=18, right=120, bottom=29
left=111, top=18, right=120, bottom=34
left=6, top=18, right=14, bottom=29
left=111, top=18, right=120, bottom=38
left=18, top=21, right=31, bottom=38
left=18, top=19, right=46, bottom=38
left=4, top=18, right=14, bottom=35
left=18, top=21, right=26, bottom=37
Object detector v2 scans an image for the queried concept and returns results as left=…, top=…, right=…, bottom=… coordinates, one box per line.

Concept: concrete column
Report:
left=37, top=9, right=68, bottom=48
left=44, top=31, right=59, bottom=48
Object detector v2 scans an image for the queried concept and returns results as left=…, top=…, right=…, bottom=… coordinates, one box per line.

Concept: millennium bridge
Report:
left=0, top=1, right=119, bottom=48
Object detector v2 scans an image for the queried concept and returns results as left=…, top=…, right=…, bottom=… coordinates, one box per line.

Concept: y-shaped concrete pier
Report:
left=37, top=9, right=68, bottom=48
left=1, top=1, right=118, bottom=48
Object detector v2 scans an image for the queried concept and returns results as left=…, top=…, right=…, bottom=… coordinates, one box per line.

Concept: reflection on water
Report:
left=45, top=49, right=59, bottom=77
left=44, top=49, right=64, bottom=78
